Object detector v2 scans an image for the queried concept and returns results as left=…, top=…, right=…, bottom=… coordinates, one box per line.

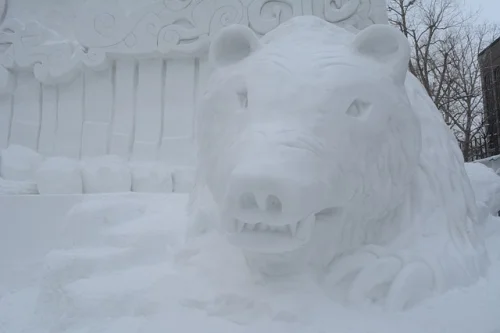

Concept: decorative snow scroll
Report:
left=0, top=0, right=387, bottom=90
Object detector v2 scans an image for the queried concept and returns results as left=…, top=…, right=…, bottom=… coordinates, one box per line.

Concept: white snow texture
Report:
left=191, top=16, right=490, bottom=310
left=465, top=162, right=500, bottom=216
left=0, top=145, right=195, bottom=194
left=2, top=12, right=500, bottom=333
left=2, top=172, right=499, bottom=332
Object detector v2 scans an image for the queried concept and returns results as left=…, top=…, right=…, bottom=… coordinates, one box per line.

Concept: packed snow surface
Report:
left=465, top=162, right=500, bottom=215
left=130, top=162, right=173, bottom=193
left=0, top=145, right=42, bottom=181
left=0, top=190, right=499, bottom=333
left=36, top=157, right=83, bottom=194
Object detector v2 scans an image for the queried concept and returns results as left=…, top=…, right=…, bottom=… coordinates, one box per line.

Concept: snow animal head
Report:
left=194, top=16, right=421, bottom=254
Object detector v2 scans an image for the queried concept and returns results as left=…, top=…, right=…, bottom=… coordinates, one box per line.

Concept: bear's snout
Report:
left=225, top=160, right=325, bottom=224
left=218, top=141, right=335, bottom=253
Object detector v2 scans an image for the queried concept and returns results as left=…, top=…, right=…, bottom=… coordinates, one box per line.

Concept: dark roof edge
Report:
left=479, top=36, right=500, bottom=57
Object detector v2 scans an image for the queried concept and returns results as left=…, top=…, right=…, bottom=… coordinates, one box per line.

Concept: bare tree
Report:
left=444, top=23, right=499, bottom=160
left=388, top=0, right=499, bottom=161
left=388, top=0, right=466, bottom=101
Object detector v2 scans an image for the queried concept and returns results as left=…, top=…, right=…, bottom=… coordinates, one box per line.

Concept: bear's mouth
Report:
left=224, top=207, right=338, bottom=253
left=231, top=215, right=313, bottom=238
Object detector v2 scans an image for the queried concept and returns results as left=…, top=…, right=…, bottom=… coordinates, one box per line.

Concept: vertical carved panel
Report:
left=0, top=94, right=12, bottom=149
left=110, top=59, right=136, bottom=159
left=159, top=59, right=197, bottom=165
left=194, top=58, right=213, bottom=141
left=54, top=76, right=84, bottom=158
left=162, top=59, right=196, bottom=138
left=9, top=73, right=41, bottom=151
left=38, top=86, right=58, bottom=156
left=81, top=68, right=113, bottom=157
left=196, top=58, right=213, bottom=104
left=132, top=59, right=163, bottom=161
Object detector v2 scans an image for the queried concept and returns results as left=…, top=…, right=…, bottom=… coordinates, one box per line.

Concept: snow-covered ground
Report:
left=1, top=186, right=500, bottom=333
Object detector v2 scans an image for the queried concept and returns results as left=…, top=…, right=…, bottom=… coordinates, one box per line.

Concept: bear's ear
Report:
left=352, top=24, right=411, bottom=84
left=209, top=24, right=260, bottom=68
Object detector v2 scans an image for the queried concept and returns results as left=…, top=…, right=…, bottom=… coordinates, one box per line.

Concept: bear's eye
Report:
left=237, top=89, right=248, bottom=109
left=345, top=99, right=372, bottom=120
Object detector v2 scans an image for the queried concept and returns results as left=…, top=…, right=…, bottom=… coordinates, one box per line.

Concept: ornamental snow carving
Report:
left=0, top=0, right=387, bottom=91
left=0, top=18, right=109, bottom=92
left=75, top=0, right=387, bottom=56
left=191, top=16, right=489, bottom=310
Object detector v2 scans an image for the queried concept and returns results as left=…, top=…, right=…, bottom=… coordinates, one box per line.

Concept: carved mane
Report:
left=404, top=74, right=488, bottom=287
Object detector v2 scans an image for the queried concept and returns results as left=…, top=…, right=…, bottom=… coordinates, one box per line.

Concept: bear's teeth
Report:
left=232, top=220, right=305, bottom=236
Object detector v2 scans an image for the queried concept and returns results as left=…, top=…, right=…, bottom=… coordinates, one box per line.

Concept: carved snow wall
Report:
left=0, top=0, right=388, bottom=163
left=0, top=57, right=207, bottom=165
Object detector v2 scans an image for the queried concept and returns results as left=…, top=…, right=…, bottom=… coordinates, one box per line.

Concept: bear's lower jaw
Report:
left=224, top=214, right=315, bottom=253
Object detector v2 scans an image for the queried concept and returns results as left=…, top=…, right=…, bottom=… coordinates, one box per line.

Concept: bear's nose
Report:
left=224, top=162, right=326, bottom=225
left=238, top=192, right=282, bottom=213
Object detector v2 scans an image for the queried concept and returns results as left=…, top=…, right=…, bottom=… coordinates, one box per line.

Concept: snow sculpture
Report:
left=0, top=144, right=42, bottom=181
left=81, top=156, right=131, bottom=193
left=0, top=0, right=388, bottom=174
left=0, top=143, right=192, bottom=194
left=465, top=162, right=500, bottom=217
left=191, top=16, right=489, bottom=310
left=36, top=157, right=83, bottom=194
left=130, top=162, right=173, bottom=193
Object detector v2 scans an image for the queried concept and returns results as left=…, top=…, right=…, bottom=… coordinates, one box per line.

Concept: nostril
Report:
left=266, top=195, right=282, bottom=213
left=239, top=192, right=258, bottom=210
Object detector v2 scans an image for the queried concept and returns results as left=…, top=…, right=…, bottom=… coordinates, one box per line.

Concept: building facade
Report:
left=479, top=37, right=500, bottom=157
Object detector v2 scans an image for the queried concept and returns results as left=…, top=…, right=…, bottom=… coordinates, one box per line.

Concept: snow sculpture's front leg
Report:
left=322, top=244, right=437, bottom=310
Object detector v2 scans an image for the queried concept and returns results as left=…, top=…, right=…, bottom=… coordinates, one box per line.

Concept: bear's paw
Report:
left=323, top=244, right=435, bottom=310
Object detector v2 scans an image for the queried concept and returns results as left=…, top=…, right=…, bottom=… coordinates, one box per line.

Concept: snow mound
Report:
left=465, top=162, right=500, bottom=215
left=81, top=156, right=131, bottom=193
left=173, top=167, right=195, bottom=193
left=130, top=162, right=173, bottom=193
left=0, top=150, right=196, bottom=195
left=9, top=195, right=497, bottom=333
left=0, top=145, right=42, bottom=181
left=0, top=145, right=196, bottom=195
left=0, top=177, right=38, bottom=194
left=36, top=157, right=83, bottom=194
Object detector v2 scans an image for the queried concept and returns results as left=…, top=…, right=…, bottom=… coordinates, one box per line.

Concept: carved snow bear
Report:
left=191, top=16, right=489, bottom=310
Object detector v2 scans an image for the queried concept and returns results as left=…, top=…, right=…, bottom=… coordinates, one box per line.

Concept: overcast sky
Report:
left=464, top=0, right=500, bottom=24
